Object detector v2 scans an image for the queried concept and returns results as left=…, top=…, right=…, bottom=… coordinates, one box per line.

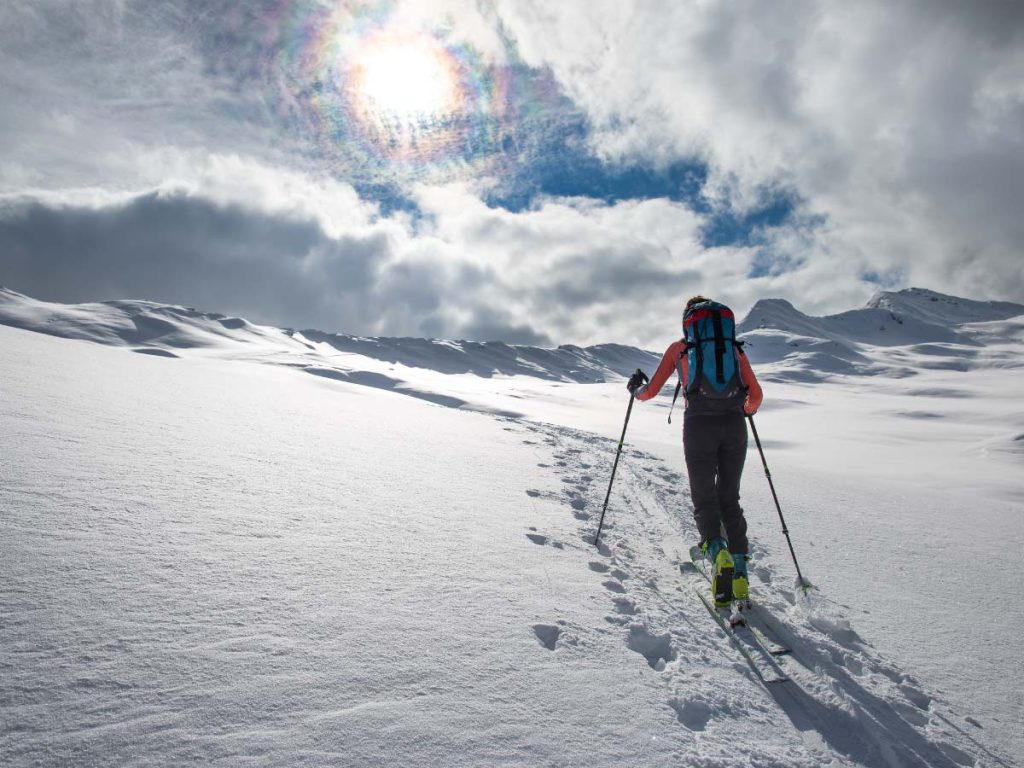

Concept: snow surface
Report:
left=1, top=286, right=1021, bottom=767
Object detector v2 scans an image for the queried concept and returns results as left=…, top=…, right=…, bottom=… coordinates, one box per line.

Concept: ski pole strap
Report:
left=667, top=351, right=687, bottom=424
left=668, top=380, right=681, bottom=424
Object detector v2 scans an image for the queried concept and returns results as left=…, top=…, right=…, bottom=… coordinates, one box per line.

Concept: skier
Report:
left=627, top=296, right=763, bottom=606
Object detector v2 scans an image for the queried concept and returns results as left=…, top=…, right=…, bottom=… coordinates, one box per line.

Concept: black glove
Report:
left=626, top=369, right=649, bottom=395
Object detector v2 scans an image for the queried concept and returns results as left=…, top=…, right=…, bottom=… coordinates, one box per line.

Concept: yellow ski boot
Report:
left=702, top=538, right=734, bottom=607
left=732, top=553, right=750, bottom=606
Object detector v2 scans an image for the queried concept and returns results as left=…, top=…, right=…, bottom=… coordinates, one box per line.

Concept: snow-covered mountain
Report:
left=1, top=286, right=1021, bottom=767
left=4, top=285, right=1019, bottom=391
left=0, top=286, right=659, bottom=383
left=739, top=287, right=1024, bottom=381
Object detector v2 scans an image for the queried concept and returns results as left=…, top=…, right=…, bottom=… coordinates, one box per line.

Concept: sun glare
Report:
left=351, top=31, right=459, bottom=122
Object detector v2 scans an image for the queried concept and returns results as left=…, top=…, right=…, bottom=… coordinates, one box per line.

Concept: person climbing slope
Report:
left=627, top=296, right=763, bottom=607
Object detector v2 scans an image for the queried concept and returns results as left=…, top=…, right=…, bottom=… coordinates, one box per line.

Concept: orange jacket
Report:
left=635, top=339, right=763, bottom=415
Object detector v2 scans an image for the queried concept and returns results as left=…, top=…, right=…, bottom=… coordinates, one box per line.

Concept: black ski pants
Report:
left=683, top=412, right=749, bottom=554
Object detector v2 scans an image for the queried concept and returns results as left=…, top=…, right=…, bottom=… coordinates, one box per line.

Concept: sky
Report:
left=0, top=0, right=1022, bottom=348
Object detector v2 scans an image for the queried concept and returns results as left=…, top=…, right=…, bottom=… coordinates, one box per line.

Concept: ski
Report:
left=730, top=605, right=791, bottom=657
left=686, top=547, right=791, bottom=657
left=692, top=587, right=788, bottom=684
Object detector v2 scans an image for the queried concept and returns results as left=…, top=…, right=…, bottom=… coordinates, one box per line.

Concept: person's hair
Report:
left=685, top=295, right=709, bottom=309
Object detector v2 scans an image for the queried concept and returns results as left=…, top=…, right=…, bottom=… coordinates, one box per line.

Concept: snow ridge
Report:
left=738, top=287, right=1024, bottom=381
left=0, top=287, right=658, bottom=383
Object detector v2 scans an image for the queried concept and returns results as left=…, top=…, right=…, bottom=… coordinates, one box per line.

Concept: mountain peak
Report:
left=747, top=297, right=799, bottom=312
left=866, top=286, right=1024, bottom=325
left=738, top=297, right=819, bottom=337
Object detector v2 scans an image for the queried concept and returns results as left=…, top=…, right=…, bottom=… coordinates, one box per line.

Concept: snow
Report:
left=1, top=286, right=1021, bottom=767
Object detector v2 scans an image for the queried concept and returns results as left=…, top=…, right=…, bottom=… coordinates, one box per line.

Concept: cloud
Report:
left=494, top=0, right=1024, bottom=304
left=0, top=189, right=386, bottom=335
left=0, top=2, right=303, bottom=194
left=407, top=184, right=733, bottom=345
left=1, top=165, right=778, bottom=348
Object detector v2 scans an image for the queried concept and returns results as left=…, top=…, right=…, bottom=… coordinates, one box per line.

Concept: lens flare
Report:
left=269, top=2, right=569, bottom=187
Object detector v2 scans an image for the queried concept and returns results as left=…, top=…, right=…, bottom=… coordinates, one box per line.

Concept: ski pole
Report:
left=595, top=369, right=646, bottom=547
left=746, top=414, right=810, bottom=592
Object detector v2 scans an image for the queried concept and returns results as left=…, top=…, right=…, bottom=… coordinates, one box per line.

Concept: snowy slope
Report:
left=1, top=287, right=1022, bottom=767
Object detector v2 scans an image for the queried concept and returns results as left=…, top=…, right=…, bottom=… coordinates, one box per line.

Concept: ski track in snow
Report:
left=509, top=417, right=1012, bottom=768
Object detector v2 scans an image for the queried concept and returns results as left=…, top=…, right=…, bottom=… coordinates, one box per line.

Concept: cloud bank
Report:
left=496, top=0, right=1024, bottom=300
left=1, top=157, right=749, bottom=347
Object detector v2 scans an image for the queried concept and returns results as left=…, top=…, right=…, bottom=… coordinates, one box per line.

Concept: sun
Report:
left=350, top=30, right=460, bottom=123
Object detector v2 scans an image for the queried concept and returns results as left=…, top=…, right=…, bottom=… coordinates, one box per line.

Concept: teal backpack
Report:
left=669, top=300, right=747, bottom=420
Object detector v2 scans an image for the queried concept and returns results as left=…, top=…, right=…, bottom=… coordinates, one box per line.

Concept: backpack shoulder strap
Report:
left=711, top=309, right=727, bottom=384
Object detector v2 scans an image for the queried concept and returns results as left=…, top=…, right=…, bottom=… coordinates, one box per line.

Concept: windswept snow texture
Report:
left=1, top=286, right=1022, bottom=767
